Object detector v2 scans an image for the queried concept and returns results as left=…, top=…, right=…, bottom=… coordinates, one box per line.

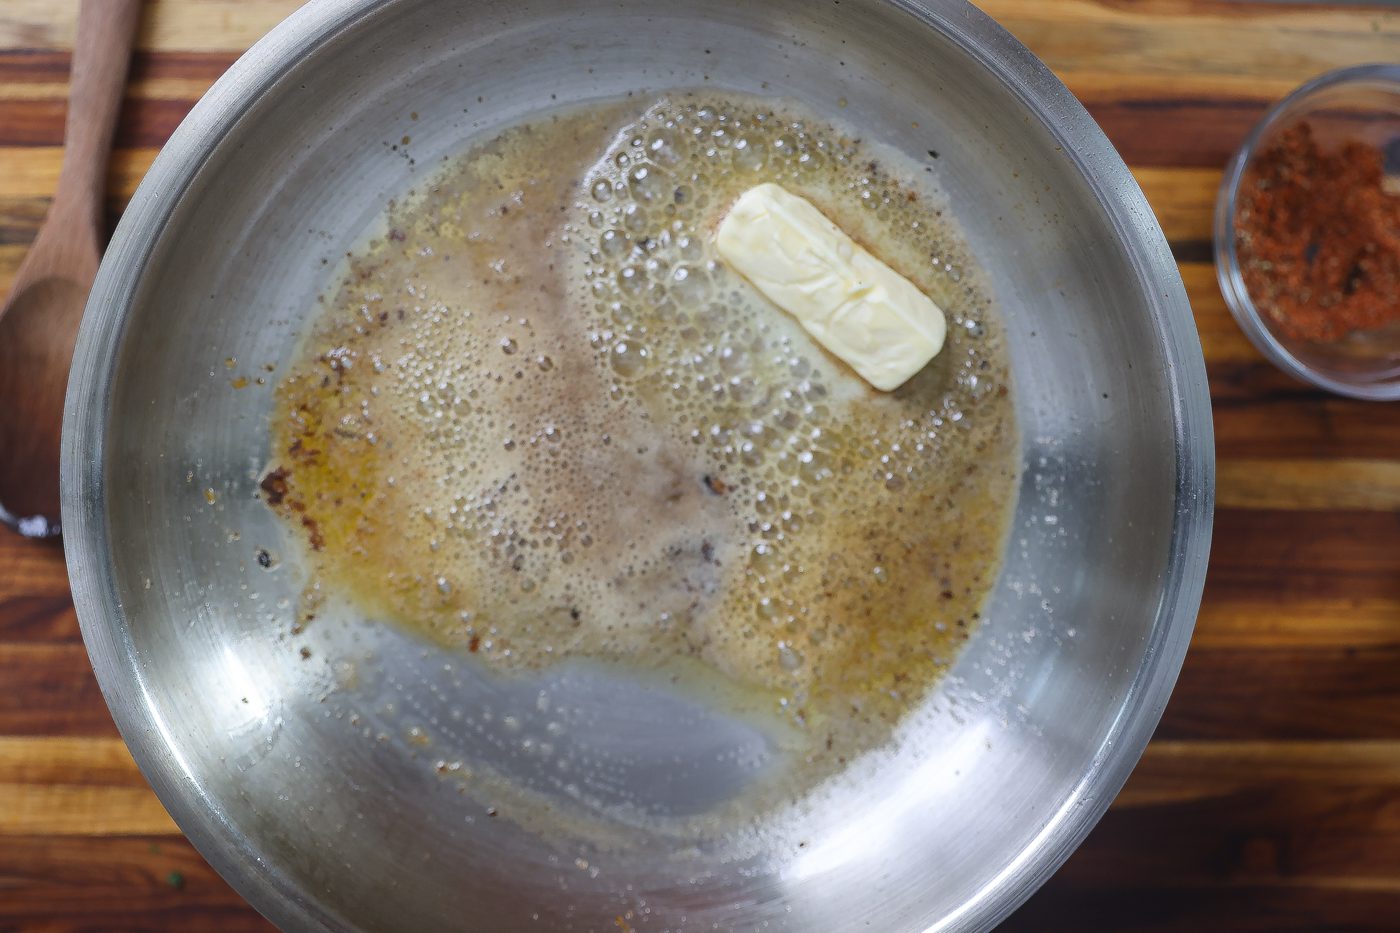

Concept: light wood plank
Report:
left=0, top=533, right=67, bottom=595
left=2, top=0, right=1396, bottom=72
left=0, top=0, right=299, bottom=52
left=1180, top=260, right=1259, bottom=365
left=0, top=737, right=144, bottom=785
left=0, top=146, right=155, bottom=199
left=1218, top=459, right=1400, bottom=512
left=1121, top=741, right=1400, bottom=807
left=1195, top=596, right=1400, bottom=650
left=0, top=243, right=22, bottom=298
left=0, top=783, right=177, bottom=835
left=1133, top=166, right=1217, bottom=245
left=0, top=75, right=218, bottom=102
left=985, top=0, right=1400, bottom=85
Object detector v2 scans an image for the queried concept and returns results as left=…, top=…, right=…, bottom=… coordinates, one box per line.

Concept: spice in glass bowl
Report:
left=1234, top=121, right=1400, bottom=343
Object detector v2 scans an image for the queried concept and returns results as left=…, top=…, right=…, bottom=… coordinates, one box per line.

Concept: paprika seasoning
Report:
left=1234, top=121, right=1400, bottom=343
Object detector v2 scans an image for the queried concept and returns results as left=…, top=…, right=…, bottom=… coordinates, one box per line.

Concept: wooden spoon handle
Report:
left=53, top=0, right=143, bottom=221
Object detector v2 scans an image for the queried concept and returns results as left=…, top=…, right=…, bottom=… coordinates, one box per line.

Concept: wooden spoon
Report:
left=0, top=0, right=143, bottom=538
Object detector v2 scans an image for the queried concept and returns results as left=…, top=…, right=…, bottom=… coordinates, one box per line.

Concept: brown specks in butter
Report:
left=264, top=92, right=1018, bottom=800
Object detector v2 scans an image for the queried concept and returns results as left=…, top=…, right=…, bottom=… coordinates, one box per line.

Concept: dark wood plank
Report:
left=1014, top=739, right=1400, bottom=929
left=1207, top=509, right=1400, bottom=602
left=1006, top=882, right=1400, bottom=933
left=1211, top=367, right=1400, bottom=459
left=0, top=49, right=73, bottom=83
left=1097, top=786, right=1400, bottom=881
left=1193, top=508, right=1400, bottom=649
left=0, top=596, right=78, bottom=642
left=0, top=536, right=81, bottom=641
left=0, top=50, right=237, bottom=150
left=0, top=645, right=116, bottom=738
left=0, top=536, right=67, bottom=596
left=1163, top=649, right=1400, bottom=741
left=0, top=49, right=235, bottom=84
left=126, top=50, right=238, bottom=83
left=0, top=836, right=275, bottom=933
left=1089, top=95, right=1268, bottom=168
left=0, top=98, right=196, bottom=149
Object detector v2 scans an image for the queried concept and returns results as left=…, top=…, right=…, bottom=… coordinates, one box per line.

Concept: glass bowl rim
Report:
left=1214, top=62, right=1400, bottom=402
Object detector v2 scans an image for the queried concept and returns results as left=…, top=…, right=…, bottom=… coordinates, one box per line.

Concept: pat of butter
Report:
left=715, top=183, right=946, bottom=392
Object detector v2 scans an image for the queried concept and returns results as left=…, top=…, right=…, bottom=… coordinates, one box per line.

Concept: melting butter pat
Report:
left=715, top=182, right=947, bottom=391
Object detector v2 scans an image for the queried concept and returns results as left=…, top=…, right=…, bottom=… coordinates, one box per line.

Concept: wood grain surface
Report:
left=2, top=1, right=1399, bottom=930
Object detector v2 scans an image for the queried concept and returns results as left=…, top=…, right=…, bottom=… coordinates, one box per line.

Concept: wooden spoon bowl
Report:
left=0, top=0, right=141, bottom=538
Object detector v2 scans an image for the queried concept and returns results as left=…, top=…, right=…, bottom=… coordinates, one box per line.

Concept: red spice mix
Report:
left=1234, top=121, right=1400, bottom=343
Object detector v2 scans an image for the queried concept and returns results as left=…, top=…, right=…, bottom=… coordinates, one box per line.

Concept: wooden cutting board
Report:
left=2, top=1, right=1398, bottom=929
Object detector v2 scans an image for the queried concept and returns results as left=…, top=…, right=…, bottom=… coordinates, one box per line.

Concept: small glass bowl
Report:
left=1215, top=64, right=1400, bottom=400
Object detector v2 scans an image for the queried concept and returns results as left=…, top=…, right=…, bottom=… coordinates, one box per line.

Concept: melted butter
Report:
left=267, top=93, right=1018, bottom=785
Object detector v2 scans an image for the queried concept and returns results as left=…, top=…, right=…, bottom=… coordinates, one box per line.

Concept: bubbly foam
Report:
left=266, top=94, right=1017, bottom=789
